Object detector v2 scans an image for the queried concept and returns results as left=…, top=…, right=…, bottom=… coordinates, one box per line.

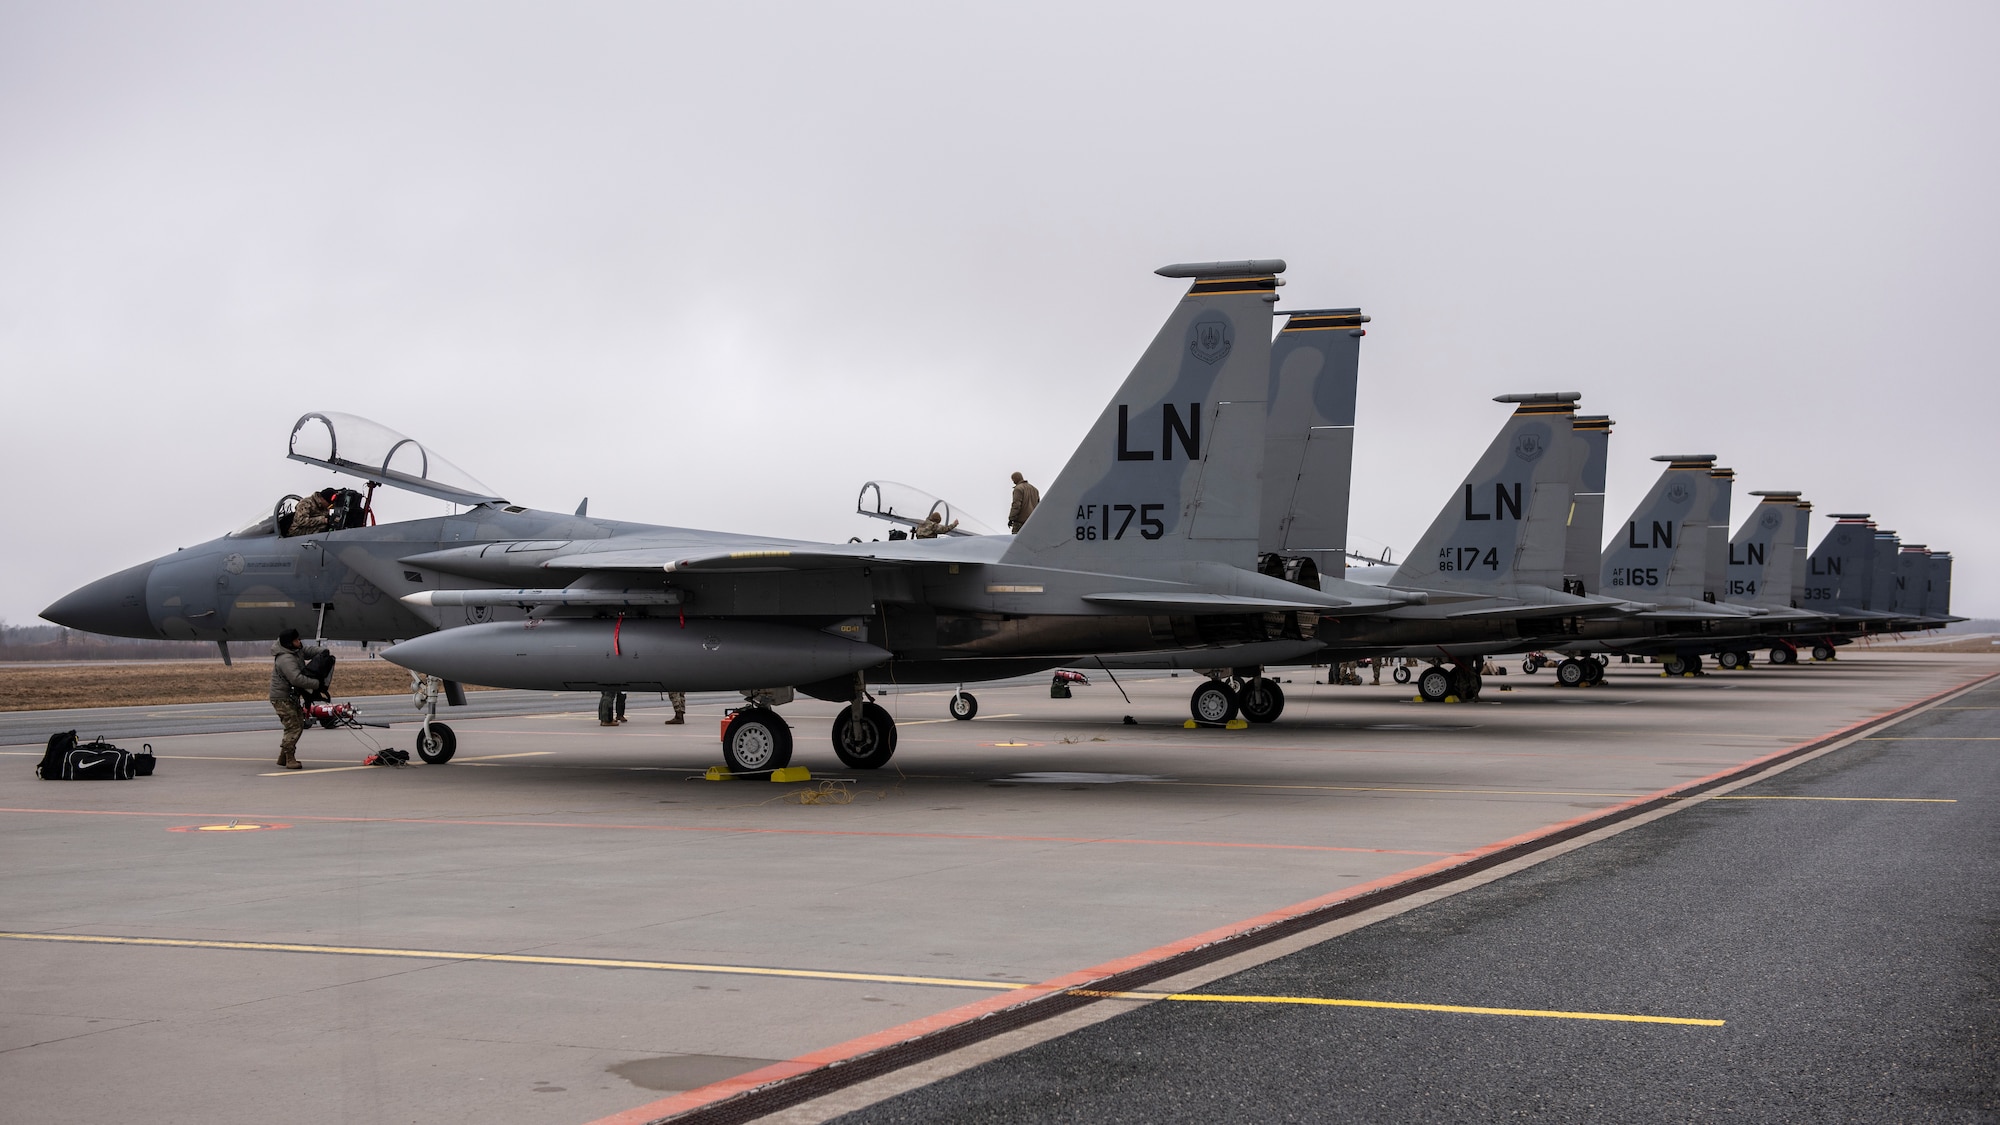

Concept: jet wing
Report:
left=543, top=538, right=997, bottom=573
left=1081, top=591, right=1378, bottom=613
left=1441, top=601, right=1632, bottom=621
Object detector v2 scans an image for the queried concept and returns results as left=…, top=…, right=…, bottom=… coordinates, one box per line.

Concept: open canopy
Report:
left=855, top=481, right=998, bottom=537
left=288, top=412, right=504, bottom=506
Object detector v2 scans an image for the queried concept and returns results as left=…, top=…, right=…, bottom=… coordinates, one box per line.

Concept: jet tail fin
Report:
left=1600, top=455, right=1718, bottom=601
left=1002, top=260, right=1285, bottom=572
left=1260, top=308, right=1367, bottom=582
left=1564, top=415, right=1613, bottom=595
left=1726, top=491, right=1805, bottom=609
left=1389, top=393, right=1584, bottom=594
left=1802, top=514, right=1878, bottom=614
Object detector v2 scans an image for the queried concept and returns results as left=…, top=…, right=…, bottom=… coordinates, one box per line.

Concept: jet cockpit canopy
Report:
left=288, top=411, right=505, bottom=506
left=855, top=481, right=997, bottom=538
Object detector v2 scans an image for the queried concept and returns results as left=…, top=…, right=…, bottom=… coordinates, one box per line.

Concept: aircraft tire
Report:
left=831, top=703, right=896, bottom=769
left=1392, top=665, right=1412, bottom=685
left=723, top=709, right=793, bottom=773
left=1189, top=680, right=1239, bottom=724
left=1812, top=643, right=1836, bottom=662
left=1769, top=646, right=1796, bottom=665
left=1521, top=657, right=1540, bottom=675
left=1583, top=659, right=1605, bottom=684
left=1238, top=678, right=1285, bottom=723
left=1716, top=650, right=1743, bottom=670
left=1417, top=666, right=1453, bottom=702
left=1555, top=658, right=1588, bottom=687
left=415, top=722, right=457, bottom=764
left=1663, top=655, right=1689, bottom=676
left=949, top=692, right=978, bottom=720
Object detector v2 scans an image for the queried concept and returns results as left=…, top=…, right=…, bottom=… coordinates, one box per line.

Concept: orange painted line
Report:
left=0, top=808, right=1450, bottom=858
left=585, top=667, right=2000, bottom=1125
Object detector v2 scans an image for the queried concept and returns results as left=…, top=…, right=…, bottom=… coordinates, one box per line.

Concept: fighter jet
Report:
left=47, top=259, right=1420, bottom=771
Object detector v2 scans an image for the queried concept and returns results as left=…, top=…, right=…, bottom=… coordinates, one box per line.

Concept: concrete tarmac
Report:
left=829, top=676, right=2000, bottom=1124
left=0, top=654, right=1990, bottom=1124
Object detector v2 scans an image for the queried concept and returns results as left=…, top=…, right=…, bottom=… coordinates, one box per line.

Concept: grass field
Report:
left=0, top=660, right=492, bottom=712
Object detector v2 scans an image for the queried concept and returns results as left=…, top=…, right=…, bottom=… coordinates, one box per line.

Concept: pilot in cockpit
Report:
left=289, top=490, right=332, bottom=537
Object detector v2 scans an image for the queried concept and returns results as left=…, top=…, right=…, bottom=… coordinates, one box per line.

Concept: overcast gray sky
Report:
left=4, top=1, right=1995, bottom=625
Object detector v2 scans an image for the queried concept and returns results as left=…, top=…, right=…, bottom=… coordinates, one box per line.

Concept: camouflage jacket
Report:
left=270, top=640, right=326, bottom=703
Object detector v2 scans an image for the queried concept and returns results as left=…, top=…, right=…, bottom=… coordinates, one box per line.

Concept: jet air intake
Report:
left=380, top=618, right=889, bottom=693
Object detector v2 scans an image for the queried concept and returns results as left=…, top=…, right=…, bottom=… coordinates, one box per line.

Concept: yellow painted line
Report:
left=0, top=932, right=1024, bottom=992
left=1069, top=989, right=1723, bottom=1026
left=1144, top=781, right=1953, bottom=804
left=1140, top=780, right=1654, bottom=799
left=1704, top=788, right=1952, bottom=796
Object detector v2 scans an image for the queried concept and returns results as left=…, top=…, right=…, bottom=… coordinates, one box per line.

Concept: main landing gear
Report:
left=1715, top=650, right=1749, bottom=670
left=1769, top=644, right=1799, bottom=665
left=1554, top=656, right=1606, bottom=687
left=721, top=678, right=900, bottom=773
left=1187, top=671, right=1286, bottom=725
left=1662, top=653, right=1704, bottom=676
left=1415, top=662, right=1486, bottom=702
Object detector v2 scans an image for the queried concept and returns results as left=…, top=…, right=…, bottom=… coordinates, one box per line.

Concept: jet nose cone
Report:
left=41, top=560, right=159, bottom=638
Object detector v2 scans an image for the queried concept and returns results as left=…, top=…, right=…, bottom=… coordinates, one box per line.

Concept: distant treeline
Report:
left=0, top=624, right=372, bottom=663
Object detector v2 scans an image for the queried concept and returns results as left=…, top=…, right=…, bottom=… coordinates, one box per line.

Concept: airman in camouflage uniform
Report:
left=910, top=512, right=959, bottom=539
left=269, top=628, right=325, bottom=769
left=1008, top=472, right=1040, bottom=533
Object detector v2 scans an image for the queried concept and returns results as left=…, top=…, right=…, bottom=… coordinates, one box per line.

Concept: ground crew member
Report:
left=269, top=628, right=325, bottom=769
left=1008, top=472, right=1040, bottom=533
left=598, top=689, right=628, bottom=725
left=911, top=511, right=958, bottom=539
left=664, top=692, right=686, bottom=725
left=289, top=491, right=331, bottom=537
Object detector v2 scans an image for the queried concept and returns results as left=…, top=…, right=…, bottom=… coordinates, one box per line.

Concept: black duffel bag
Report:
left=38, top=731, right=136, bottom=780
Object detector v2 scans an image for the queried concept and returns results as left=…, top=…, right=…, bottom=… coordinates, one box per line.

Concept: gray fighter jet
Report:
left=46, top=259, right=1419, bottom=770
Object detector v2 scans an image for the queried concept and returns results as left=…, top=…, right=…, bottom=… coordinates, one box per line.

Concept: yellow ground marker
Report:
left=0, top=933, right=1724, bottom=1025
left=1069, top=989, right=1723, bottom=1026
left=0, top=932, right=1022, bottom=991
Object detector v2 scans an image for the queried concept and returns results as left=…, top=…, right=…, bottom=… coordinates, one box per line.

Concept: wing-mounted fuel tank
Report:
left=379, top=618, right=890, bottom=693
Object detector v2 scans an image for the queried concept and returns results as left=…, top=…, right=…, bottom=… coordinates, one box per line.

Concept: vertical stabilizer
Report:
left=1929, top=552, right=1955, bottom=617
left=1870, top=530, right=1902, bottom=613
left=1563, top=415, right=1613, bottom=596
left=1802, top=515, right=1877, bottom=614
left=1600, top=455, right=1717, bottom=601
left=1260, top=309, right=1366, bottom=581
left=1789, top=499, right=1812, bottom=608
left=1389, top=393, right=1583, bottom=594
left=1725, top=491, right=1804, bottom=610
left=1893, top=545, right=1931, bottom=617
left=1005, top=261, right=1285, bottom=571
left=1703, top=467, right=1735, bottom=602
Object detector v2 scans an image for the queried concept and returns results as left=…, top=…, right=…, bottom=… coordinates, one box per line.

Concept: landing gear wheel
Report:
left=1812, top=643, right=1835, bottom=662
left=415, top=722, right=457, bottom=764
left=1417, top=665, right=1453, bottom=703
left=831, top=702, right=897, bottom=769
left=722, top=708, right=793, bottom=773
left=1392, top=665, right=1412, bottom=685
left=1189, top=680, right=1239, bottom=724
left=1582, top=658, right=1606, bottom=684
left=1663, top=655, right=1690, bottom=676
left=1556, top=658, right=1588, bottom=687
left=1769, top=646, right=1796, bottom=665
left=1238, top=678, right=1286, bottom=723
left=1716, top=650, right=1743, bottom=670
left=949, top=692, right=978, bottom=721
left=1521, top=656, right=1542, bottom=675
